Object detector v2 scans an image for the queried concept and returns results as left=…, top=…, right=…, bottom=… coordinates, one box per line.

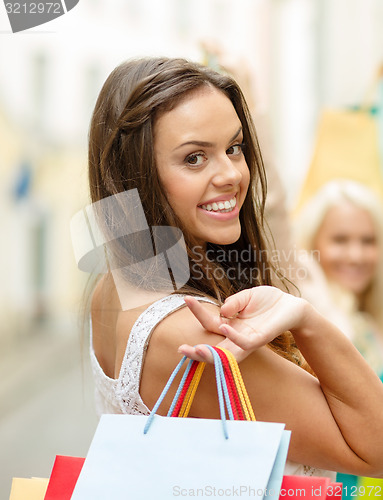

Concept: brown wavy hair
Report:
left=88, top=57, right=305, bottom=367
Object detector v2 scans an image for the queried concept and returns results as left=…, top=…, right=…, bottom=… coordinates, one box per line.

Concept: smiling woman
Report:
left=86, top=57, right=383, bottom=481
left=315, top=202, right=378, bottom=296
left=294, top=180, right=383, bottom=378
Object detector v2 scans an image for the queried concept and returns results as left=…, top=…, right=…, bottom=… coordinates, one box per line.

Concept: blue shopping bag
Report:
left=71, top=347, right=290, bottom=500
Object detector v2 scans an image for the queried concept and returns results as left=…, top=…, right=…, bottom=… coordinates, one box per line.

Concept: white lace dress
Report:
left=90, top=293, right=336, bottom=479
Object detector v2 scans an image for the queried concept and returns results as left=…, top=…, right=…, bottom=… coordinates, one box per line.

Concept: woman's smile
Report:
left=198, top=194, right=239, bottom=221
left=199, top=193, right=237, bottom=212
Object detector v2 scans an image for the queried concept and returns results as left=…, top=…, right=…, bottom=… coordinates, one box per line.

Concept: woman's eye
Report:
left=332, top=235, right=347, bottom=244
left=362, top=236, right=377, bottom=246
left=227, top=143, right=245, bottom=156
left=185, top=152, right=207, bottom=167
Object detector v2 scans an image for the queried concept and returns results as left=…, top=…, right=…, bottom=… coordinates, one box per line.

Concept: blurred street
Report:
left=0, top=324, right=98, bottom=499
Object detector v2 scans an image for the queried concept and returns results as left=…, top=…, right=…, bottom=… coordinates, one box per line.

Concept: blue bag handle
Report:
left=143, top=345, right=234, bottom=439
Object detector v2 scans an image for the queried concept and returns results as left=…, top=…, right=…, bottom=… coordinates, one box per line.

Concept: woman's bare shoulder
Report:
left=91, top=274, right=149, bottom=378
left=136, top=300, right=222, bottom=410
left=90, top=275, right=120, bottom=377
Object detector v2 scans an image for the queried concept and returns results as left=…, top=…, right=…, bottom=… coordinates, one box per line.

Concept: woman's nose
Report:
left=346, top=242, right=365, bottom=262
left=212, top=155, right=242, bottom=187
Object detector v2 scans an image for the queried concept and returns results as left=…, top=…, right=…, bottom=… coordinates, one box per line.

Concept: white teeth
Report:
left=200, top=196, right=237, bottom=213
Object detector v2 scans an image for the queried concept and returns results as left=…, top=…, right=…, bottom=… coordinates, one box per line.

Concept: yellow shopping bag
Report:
left=295, top=107, right=383, bottom=212
left=357, top=476, right=383, bottom=498
left=8, top=477, right=49, bottom=500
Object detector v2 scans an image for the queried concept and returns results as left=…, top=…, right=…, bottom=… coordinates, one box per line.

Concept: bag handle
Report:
left=166, top=346, right=236, bottom=426
left=170, top=348, right=242, bottom=419
left=220, top=347, right=256, bottom=421
left=143, top=345, right=232, bottom=438
left=214, top=347, right=245, bottom=420
left=174, top=347, right=255, bottom=421
left=143, top=345, right=254, bottom=439
left=169, top=360, right=206, bottom=418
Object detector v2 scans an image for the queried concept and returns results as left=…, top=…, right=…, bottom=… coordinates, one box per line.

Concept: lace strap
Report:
left=115, top=294, right=216, bottom=413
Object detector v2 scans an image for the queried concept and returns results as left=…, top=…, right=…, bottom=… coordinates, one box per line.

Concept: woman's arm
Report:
left=174, top=287, right=383, bottom=477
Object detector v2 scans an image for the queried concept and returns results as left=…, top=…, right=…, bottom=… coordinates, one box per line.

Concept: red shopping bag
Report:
left=326, top=482, right=343, bottom=498
left=44, top=455, right=85, bottom=500
left=280, top=476, right=342, bottom=499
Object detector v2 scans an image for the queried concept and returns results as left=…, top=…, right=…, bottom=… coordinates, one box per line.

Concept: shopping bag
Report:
left=71, top=346, right=291, bottom=499
left=325, top=481, right=343, bottom=498
left=336, top=472, right=357, bottom=499
left=44, top=455, right=85, bottom=499
left=357, top=475, right=383, bottom=498
left=295, top=107, right=383, bottom=212
left=8, top=477, right=49, bottom=500
left=279, top=476, right=342, bottom=499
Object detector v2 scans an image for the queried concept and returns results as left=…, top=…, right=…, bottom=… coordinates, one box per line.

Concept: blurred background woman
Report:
left=294, top=179, right=383, bottom=380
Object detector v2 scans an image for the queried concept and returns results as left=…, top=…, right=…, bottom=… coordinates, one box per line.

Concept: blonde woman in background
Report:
left=292, top=179, right=383, bottom=495
left=294, top=179, right=383, bottom=379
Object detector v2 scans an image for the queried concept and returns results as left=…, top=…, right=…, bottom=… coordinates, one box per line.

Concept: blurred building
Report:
left=0, top=0, right=382, bottom=339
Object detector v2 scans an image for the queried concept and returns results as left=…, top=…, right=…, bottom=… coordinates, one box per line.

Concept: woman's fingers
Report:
left=181, top=289, right=286, bottom=364
left=215, top=337, right=248, bottom=362
left=219, top=323, right=254, bottom=350
left=220, top=288, right=253, bottom=319
left=184, top=296, right=222, bottom=333
left=178, top=340, right=246, bottom=363
left=219, top=323, right=271, bottom=352
left=177, top=344, right=214, bottom=362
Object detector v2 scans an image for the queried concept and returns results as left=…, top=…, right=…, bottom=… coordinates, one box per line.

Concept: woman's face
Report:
left=314, top=202, right=379, bottom=297
left=154, top=86, right=250, bottom=247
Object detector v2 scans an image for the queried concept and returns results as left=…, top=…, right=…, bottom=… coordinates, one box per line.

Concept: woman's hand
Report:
left=178, top=288, right=383, bottom=476
left=178, top=286, right=308, bottom=362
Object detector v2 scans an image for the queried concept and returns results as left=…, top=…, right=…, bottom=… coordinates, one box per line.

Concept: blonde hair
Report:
left=294, top=179, right=383, bottom=331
